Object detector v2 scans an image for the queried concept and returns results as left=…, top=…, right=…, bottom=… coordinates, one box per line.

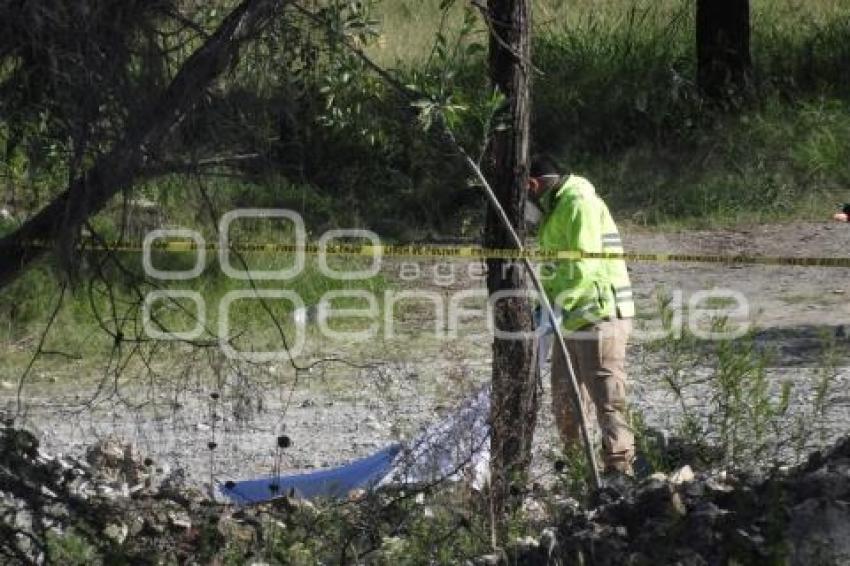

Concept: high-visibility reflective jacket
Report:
left=538, top=175, right=635, bottom=332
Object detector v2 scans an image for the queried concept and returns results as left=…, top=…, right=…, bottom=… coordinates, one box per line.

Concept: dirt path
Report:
left=3, top=222, right=849, bottom=489
left=628, top=221, right=850, bottom=332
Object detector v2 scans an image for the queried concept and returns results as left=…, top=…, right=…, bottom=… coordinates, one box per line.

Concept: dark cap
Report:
left=529, top=154, right=562, bottom=178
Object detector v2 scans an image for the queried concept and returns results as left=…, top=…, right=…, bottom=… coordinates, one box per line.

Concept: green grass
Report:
left=46, top=531, right=99, bottom=565
left=369, top=0, right=850, bottom=228
left=0, top=250, right=388, bottom=384
left=0, top=166, right=391, bottom=374
left=577, top=98, right=850, bottom=228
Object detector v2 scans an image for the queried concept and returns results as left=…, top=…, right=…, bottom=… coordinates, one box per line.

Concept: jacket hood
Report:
left=539, top=174, right=595, bottom=215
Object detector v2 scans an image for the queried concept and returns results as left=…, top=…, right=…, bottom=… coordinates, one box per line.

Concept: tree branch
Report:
left=0, top=0, right=283, bottom=290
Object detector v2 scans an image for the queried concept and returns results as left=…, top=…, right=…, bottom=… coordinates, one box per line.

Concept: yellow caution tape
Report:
left=21, top=239, right=850, bottom=268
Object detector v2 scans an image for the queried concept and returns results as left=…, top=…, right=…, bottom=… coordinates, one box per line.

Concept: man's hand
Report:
left=534, top=305, right=561, bottom=334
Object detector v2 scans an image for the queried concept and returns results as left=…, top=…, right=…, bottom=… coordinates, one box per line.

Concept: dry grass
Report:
left=369, top=0, right=850, bottom=65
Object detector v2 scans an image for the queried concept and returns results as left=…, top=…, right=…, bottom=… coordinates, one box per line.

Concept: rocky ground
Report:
left=505, top=437, right=850, bottom=565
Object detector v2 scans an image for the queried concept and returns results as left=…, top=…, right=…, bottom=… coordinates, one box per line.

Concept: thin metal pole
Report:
left=457, top=150, right=602, bottom=490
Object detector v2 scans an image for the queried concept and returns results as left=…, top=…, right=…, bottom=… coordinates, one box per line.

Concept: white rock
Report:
left=104, top=523, right=128, bottom=544
left=552, top=495, right=581, bottom=512
left=670, top=465, right=695, bottom=484
left=168, top=511, right=192, bottom=530
left=522, top=497, right=548, bottom=523
left=475, top=553, right=503, bottom=565
left=705, top=476, right=734, bottom=493
left=615, top=525, right=628, bottom=537
left=97, top=485, right=117, bottom=498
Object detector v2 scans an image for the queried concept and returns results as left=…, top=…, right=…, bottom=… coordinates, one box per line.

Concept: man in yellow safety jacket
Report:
left=528, top=155, right=635, bottom=475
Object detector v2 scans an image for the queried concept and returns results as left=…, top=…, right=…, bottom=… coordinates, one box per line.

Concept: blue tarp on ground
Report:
left=218, top=310, right=562, bottom=505
left=220, top=387, right=493, bottom=504
left=221, top=443, right=403, bottom=503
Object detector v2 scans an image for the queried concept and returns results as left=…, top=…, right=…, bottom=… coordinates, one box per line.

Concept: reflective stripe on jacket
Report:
left=538, top=175, right=635, bottom=332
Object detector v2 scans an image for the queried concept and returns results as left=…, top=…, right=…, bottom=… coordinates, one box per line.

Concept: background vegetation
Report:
left=4, top=0, right=850, bottom=239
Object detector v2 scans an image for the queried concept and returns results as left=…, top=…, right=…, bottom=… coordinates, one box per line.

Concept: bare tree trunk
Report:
left=696, top=0, right=752, bottom=97
left=0, top=0, right=279, bottom=289
left=485, top=0, right=536, bottom=542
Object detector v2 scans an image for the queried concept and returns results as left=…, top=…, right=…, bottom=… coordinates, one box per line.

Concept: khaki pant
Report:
left=550, top=318, right=634, bottom=473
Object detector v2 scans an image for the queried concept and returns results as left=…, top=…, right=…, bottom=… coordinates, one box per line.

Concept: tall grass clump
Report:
left=533, top=1, right=698, bottom=153
left=753, top=0, right=850, bottom=96
left=642, top=289, right=845, bottom=470
left=790, top=329, right=843, bottom=460
left=581, top=96, right=850, bottom=226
